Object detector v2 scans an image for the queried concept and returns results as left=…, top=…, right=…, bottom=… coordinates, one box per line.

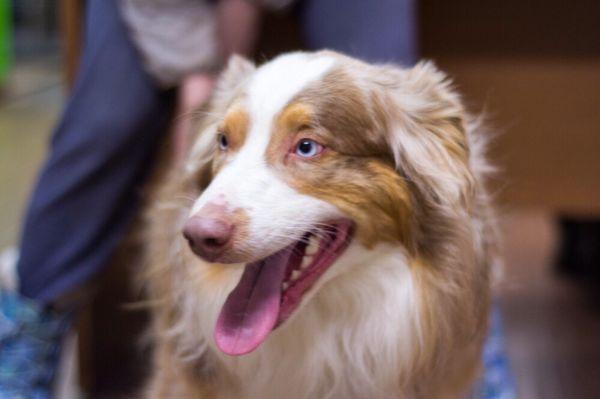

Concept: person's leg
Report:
left=1, top=0, right=173, bottom=395
left=17, top=0, right=174, bottom=304
left=298, top=0, right=417, bottom=65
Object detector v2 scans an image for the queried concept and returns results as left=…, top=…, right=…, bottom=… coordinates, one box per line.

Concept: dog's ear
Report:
left=212, top=54, right=256, bottom=109
left=374, top=61, right=475, bottom=209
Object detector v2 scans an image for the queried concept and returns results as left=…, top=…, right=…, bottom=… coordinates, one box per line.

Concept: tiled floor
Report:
left=499, top=211, right=600, bottom=399
left=1, top=58, right=600, bottom=399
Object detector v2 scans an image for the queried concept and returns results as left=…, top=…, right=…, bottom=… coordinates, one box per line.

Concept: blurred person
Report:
left=0, top=1, right=514, bottom=398
left=0, top=0, right=262, bottom=396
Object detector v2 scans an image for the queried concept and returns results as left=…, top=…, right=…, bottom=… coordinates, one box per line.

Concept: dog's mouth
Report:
left=214, top=219, right=354, bottom=356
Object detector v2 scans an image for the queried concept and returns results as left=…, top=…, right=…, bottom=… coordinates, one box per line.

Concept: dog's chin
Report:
left=213, top=219, right=354, bottom=356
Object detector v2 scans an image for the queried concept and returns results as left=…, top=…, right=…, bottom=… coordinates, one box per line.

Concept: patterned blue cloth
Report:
left=471, top=305, right=518, bottom=399
left=0, top=288, right=71, bottom=399
left=0, top=287, right=515, bottom=398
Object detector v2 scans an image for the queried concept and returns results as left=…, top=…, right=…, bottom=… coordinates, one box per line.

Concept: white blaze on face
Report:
left=191, top=53, right=342, bottom=261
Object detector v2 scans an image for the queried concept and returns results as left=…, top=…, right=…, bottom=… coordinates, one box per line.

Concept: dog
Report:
left=143, top=51, right=497, bottom=399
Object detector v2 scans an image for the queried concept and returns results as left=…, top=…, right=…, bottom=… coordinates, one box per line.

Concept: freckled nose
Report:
left=183, top=214, right=234, bottom=261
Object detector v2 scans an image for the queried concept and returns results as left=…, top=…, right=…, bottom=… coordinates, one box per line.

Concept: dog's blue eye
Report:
left=217, top=133, right=228, bottom=150
left=295, top=139, right=322, bottom=158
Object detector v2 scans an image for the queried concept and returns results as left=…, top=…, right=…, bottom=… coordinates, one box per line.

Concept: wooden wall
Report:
left=420, top=0, right=600, bottom=214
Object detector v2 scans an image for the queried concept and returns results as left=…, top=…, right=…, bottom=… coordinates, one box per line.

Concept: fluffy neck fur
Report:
left=147, top=214, right=487, bottom=399
left=169, top=243, right=420, bottom=398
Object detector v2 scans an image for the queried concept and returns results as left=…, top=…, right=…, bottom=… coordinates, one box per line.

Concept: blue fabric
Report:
left=471, top=306, right=518, bottom=399
left=299, top=0, right=418, bottom=65
left=0, top=288, right=72, bottom=398
left=16, top=0, right=175, bottom=304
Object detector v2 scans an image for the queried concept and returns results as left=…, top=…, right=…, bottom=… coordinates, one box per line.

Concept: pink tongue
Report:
left=214, top=246, right=293, bottom=356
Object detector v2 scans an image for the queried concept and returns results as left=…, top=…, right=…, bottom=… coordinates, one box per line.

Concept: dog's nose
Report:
left=183, top=215, right=233, bottom=261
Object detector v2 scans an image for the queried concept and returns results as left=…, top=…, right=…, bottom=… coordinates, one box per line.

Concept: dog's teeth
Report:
left=282, top=282, right=289, bottom=291
left=305, top=236, right=319, bottom=256
left=300, top=255, right=312, bottom=270
left=291, top=270, right=301, bottom=281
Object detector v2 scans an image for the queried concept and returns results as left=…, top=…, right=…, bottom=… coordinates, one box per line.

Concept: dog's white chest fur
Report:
left=203, top=244, right=420, bottom=399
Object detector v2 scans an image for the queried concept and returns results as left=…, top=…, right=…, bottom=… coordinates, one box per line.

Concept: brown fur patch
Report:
left=266, top=67, right=413, bottom=249
left=212, top=105, right=250, bottom=175
left=278, top=102, right=314, bottom=130
left=291, top=155, right=414, bottom=249
left=220, top=105, right=249, bottom=151
left=291, top=67, right=391, bottom=158
left=265, top=103, right=315, bottom=164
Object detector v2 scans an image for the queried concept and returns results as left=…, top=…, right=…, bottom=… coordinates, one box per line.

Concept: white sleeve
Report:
left=119, top=0, right=222, bottom=88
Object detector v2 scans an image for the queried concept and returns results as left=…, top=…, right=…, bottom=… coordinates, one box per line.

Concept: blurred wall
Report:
left=420, top=0, right=600, bottom=214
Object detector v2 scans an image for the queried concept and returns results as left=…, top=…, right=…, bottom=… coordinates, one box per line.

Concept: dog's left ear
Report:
left=374, top=61, right=475, bottom=208
left=211, top=54, right=256, bottom=109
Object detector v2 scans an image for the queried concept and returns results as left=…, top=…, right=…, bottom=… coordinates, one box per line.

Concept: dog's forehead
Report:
left=245, top=53, right=337, bottom=122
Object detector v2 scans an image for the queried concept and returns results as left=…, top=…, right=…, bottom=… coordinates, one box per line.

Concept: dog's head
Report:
left=180, top=51, right=473, bottom=356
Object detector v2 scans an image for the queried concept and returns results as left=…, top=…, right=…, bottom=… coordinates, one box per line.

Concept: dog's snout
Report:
left=183, top=213, right=234, bottom=261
